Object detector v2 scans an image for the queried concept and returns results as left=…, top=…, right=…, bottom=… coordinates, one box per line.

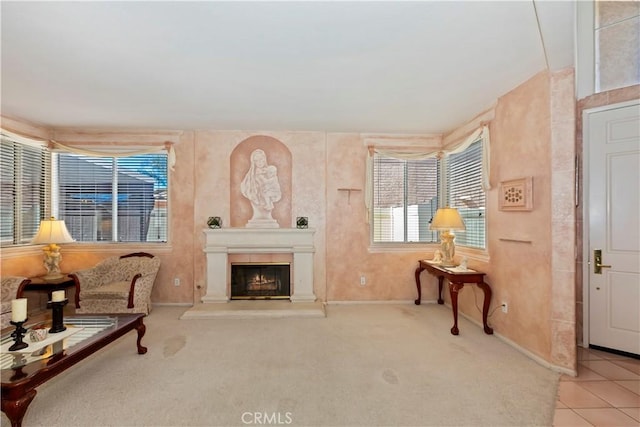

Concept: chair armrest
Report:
left=15, top=279, right=31, bottom=299
left=3, top=277, right=30, bottom=300
left=127, top=273, right=143, bottom=308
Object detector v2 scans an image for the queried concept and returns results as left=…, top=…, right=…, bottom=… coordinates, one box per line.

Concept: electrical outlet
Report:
left=501, top=302, right=508, bottom=313
left=360, top=275, right=366, bottom=286
left=174, top=277, right=180, bottom=287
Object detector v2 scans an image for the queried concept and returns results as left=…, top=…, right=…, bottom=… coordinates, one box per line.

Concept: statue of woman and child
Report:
left=240, top=149, right=282, bottom=227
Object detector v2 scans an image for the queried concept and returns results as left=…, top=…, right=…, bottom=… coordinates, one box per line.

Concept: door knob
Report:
left=594, top=249, right=612, bottom=274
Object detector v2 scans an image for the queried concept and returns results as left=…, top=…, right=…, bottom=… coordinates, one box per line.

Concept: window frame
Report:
left=369, top=140, right=487, bottom=253
left=370, top=154, right=440, bottom=246
left=53, top=150, right=169, bottom=244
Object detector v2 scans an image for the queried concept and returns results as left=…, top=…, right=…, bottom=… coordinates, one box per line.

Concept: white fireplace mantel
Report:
left=202, top=228, right=316, bottom=303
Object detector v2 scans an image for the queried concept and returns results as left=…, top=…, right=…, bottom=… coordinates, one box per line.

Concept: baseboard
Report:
left=326, top=299, right=439, bottom=305
left=455, top=308, right=577, bottom=377
left=152, top=302, right=192, bottom=307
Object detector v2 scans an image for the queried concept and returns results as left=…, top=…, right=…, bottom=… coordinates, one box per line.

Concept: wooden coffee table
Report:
left=1, top=313, right=147, bottom=427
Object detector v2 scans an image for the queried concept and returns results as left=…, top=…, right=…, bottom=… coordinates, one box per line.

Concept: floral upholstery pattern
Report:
left=1, top=277, right=30, bottom=328
left=71, top=254, right=161, bottom=315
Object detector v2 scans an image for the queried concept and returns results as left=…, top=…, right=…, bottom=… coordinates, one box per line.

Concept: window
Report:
left=446, top=140, right=485, bottom=249
left=55, top=152, right=168, bottom=242
left=372, top=155, right=439, bottom=243
left=370, top=139, right=486, bottom=249
left=0, top=136, right=49, bottom=246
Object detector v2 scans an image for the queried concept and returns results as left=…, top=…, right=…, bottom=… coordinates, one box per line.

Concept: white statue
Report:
left=240, top=149, right=282, bottom=227
left=432, top=249, right=443, bottom=263
left=459, top=256, right=468, bottom=270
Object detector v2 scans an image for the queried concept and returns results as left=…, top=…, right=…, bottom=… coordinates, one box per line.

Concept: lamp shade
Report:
left=430, top=207, right=466, bottom=231
left=31, top=218, right=75, bottom=244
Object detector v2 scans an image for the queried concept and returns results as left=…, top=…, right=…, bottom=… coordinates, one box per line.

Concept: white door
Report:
left=587, top=100, right=640, bottom=355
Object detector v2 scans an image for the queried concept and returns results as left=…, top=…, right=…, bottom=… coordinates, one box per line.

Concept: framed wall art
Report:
left=499, top=177, right=533, bottom=211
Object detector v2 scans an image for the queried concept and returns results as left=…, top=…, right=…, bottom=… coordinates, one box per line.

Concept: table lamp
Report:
left=429, top=207, right=466, bottom=267
left=31, top=217, right=75, bottom=279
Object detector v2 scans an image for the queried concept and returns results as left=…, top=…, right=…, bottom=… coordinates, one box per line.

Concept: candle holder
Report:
left=47, top=299, right=68, bottom=333
left=9, top=319, right=29, bottom=351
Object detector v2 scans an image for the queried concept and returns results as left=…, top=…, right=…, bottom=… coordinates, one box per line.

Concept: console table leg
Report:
left=2, top=389, right=36, bottom=427
left=437, top=276, right=445, bottom=304
left=449, top=283, right=464, bottom=335
left=414, top=266, right=424, bottom=305
left=478, top=282, right=494, bottom=335
left=135, top=319, right=148, bottom=354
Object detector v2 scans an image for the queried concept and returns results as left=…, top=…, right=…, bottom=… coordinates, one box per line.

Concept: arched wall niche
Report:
left=230, top=135, right=292, bottom=228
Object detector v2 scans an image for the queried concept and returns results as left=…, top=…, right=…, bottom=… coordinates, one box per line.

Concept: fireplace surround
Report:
left=202, top=228, right=316, bottom=303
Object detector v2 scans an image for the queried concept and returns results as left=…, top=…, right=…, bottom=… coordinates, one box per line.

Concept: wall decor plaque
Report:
left=499, top=177, right=533, bottom=211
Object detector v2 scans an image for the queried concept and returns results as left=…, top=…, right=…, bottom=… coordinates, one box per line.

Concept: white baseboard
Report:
left=152, top=302, right=192, bottom=307
left=455, top=308, right=577, bottom=377
left=326, top=299, right=439, bottom=305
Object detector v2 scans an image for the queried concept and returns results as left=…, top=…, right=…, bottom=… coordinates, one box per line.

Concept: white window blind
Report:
left=0, top=136, right=50, bottom=246
left=446, top=140, right=486, bottom=249
left=373, top=155, right=439, bottom=243
left=56, top=153, right=168, bottom=242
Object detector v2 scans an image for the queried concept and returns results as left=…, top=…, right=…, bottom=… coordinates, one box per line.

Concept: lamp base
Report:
left=42, top=244, right=63, bottom=280
left=440, top=230, right=457, bottom=267
left=41, top=273, right=65, bottom=280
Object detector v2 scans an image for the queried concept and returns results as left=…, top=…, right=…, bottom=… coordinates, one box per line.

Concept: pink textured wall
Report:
left=190, top=130, right=327, bottom=302
left=324, top=133, right=439, bottom=302
left=1, top=130, right=197, bottom=306
left=440, top=70, right=577, bottom=372
left=1, top=69, right=579, bottom=371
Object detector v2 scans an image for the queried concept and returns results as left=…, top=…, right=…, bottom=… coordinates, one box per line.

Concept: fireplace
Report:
left=202, top=228, right=316, bottom=303
left=231, top=263, right=290, bottom=299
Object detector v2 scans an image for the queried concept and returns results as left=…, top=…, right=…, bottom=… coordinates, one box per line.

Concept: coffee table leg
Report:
left=135, top=319, right=148, bottom=354
left=2, top=389, right=37, bottom=427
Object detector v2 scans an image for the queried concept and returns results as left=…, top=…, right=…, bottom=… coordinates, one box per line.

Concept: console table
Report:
left=414, top=260, right=494, bottom=336
left=17, top=275, right=80, bottom=309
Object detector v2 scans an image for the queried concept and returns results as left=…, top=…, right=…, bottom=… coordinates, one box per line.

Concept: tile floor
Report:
left=553, top=347, right=640, bottom=426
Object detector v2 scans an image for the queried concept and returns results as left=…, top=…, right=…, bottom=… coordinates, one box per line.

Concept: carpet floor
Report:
left=2, top=303, right=559, bottom=427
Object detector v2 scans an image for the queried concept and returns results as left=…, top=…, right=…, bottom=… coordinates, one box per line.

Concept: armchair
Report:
left=70, top=252, right=161, bottom=315
left=1, top=277, right=30, bottom=328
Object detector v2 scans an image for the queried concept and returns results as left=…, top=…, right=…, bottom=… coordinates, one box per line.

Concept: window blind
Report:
left=56, top=153, right=167, bottom=242
left=0, top=136, right=49, bottom=245
left=446, top=140, right=486, bottom=249
left=373, top=155, right=439, bottom=243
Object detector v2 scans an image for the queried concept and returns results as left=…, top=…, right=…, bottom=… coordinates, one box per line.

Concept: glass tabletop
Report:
left=1, top=317, right=118, bottom=370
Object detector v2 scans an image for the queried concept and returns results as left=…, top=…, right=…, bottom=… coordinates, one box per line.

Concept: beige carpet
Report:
left=2, top=304, right=560, bottom=427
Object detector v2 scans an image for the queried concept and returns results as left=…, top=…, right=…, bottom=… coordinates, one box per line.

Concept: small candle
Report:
left=11, top=298, right=27, bottom=322
left=51, top=290, right=65, bottom=302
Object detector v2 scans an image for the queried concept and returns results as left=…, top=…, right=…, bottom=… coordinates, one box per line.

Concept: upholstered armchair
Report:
left=1, top=277, right=30, bottom=328
left=70, top=253, right=161, bottom=315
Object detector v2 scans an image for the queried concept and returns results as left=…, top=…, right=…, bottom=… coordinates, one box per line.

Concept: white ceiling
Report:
left=1, top=1, right=575, bottom=135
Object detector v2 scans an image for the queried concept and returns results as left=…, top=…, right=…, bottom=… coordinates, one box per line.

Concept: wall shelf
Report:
left=498, top=238, right=533, bottom=244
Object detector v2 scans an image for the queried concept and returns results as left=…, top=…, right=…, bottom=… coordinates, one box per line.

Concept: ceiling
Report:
left=0, top=1, right=575, bottom=135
